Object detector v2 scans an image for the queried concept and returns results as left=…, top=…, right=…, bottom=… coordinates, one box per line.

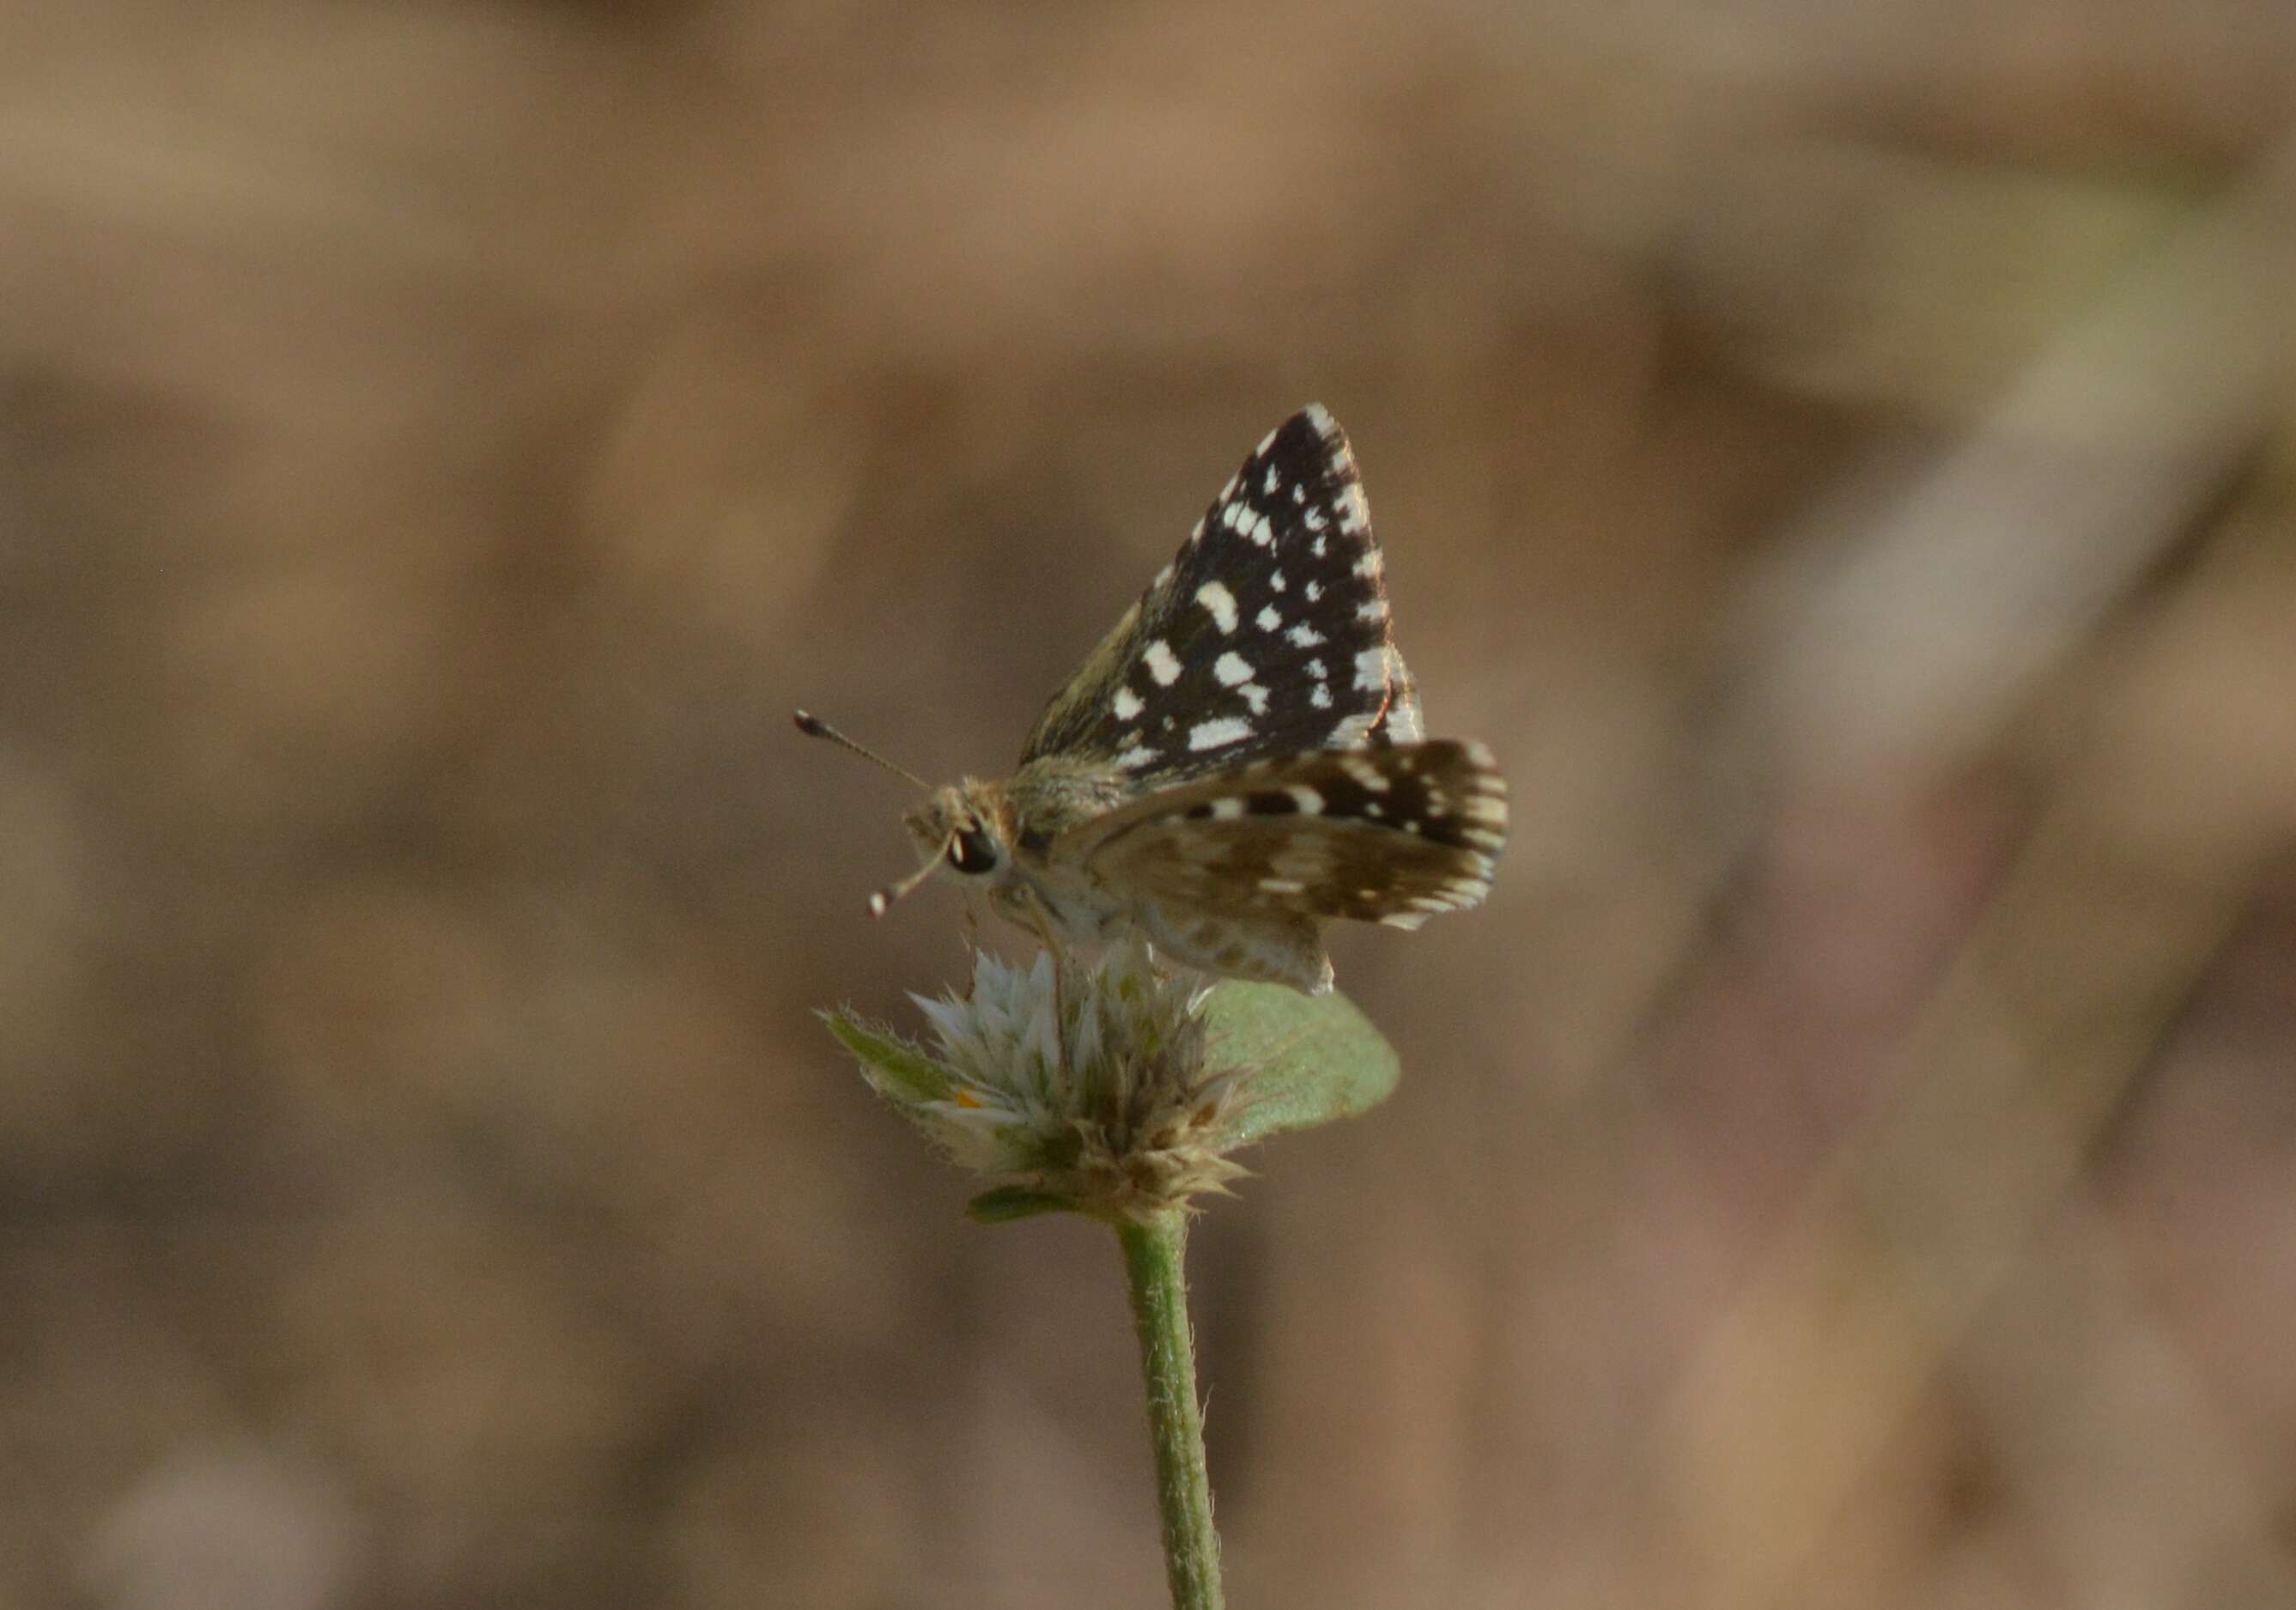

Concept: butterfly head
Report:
left=894, top=780, right=1012, bottom=903
left=791, top=711, right=1028, bottom=917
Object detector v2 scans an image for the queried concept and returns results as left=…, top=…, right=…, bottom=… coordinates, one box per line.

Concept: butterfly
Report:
left=798, top=404, right=1506, bottom=994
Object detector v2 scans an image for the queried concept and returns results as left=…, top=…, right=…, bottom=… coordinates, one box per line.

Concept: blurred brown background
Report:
left=5, top=3, right=2296, bottom=1607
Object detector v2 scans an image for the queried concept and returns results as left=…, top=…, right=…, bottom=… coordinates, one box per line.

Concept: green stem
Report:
left=1117, top=1212, right=1225, bottom=1610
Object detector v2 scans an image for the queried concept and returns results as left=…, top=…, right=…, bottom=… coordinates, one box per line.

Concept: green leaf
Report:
left=822, top=1010, right=951, bottom=1104
left=1201, top=982, right=1400, bottom=1145
left=967, top=1186, right=1073, bottom=1223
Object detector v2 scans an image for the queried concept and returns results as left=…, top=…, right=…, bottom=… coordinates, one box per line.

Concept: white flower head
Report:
left=832, top=939, right=1249, bottom=1221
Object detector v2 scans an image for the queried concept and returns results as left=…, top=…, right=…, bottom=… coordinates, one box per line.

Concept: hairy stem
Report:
left=1117, top=1212, right=1224, bottom=1610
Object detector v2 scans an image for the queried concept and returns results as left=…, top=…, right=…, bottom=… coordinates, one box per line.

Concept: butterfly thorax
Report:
left=1003, top=754, right=1133, bottom=847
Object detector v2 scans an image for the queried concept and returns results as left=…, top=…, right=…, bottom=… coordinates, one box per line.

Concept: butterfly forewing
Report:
left=1020, top=405, right=1422, bottom=786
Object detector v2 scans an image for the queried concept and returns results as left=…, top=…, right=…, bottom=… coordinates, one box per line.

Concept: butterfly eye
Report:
left=947, top=825, right=1000, bottom=875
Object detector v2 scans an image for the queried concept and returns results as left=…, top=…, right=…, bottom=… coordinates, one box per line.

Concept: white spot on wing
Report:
left=1353, top=647, right=1388, bottom=690
left=1340, top=756, right=1390, bottom=792
left=1302, top=507, right=1326, bottom=532
left=1114, top=687, right=1144, bottom=721
left=1262, top=466, right=1280, bottom=495
left=1187, top=717, right=1252, bottom=751
left=1254, top=604, right=1283, bottom=632
left=1287, top=623, right=1326, bottom=648
left=1116, top=744, right=1156, bottom=769
left=1195, top=580, right=1239, bottom=634
left=1287, top=786, right=1324, bottom=814
left=1310, top=684, right=1333, bottom=708
left=1145, top=641, right=1182, bottom=685
left=1240, top=683, right=1270, bottom=714
left=1260, top=877, right=1305, bottom=894
left=1210, top=796, right=1246, bottom=819
left=1213, top=651, right=1252, bottom=686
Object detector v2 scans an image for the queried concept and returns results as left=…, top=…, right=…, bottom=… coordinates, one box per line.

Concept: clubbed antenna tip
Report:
left=791, top=708, right=932, bottom=791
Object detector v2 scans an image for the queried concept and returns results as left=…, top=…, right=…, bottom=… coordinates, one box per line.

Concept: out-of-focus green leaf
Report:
left=1201, top=982, right=1400, bottom=1145
left=823, top=1010, right=951, bottom=1103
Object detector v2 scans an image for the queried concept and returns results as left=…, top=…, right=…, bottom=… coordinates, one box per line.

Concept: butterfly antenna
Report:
left=867, top=848, right=949, bottom=918
left=792, top=709, right=932, bottom=792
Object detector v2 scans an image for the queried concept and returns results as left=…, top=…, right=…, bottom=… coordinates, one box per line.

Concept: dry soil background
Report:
left=3, top=3, right=2294, bottom=1607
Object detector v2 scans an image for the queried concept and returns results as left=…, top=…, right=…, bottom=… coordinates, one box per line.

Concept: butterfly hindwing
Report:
left=1020, top=405, right=1424, bottom=784
left=1061, top=741, right=1506, bottom=936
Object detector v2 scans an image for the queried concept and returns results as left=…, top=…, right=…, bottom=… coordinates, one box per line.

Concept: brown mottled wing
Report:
left=1058, top=740, right=1506, bottom=932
